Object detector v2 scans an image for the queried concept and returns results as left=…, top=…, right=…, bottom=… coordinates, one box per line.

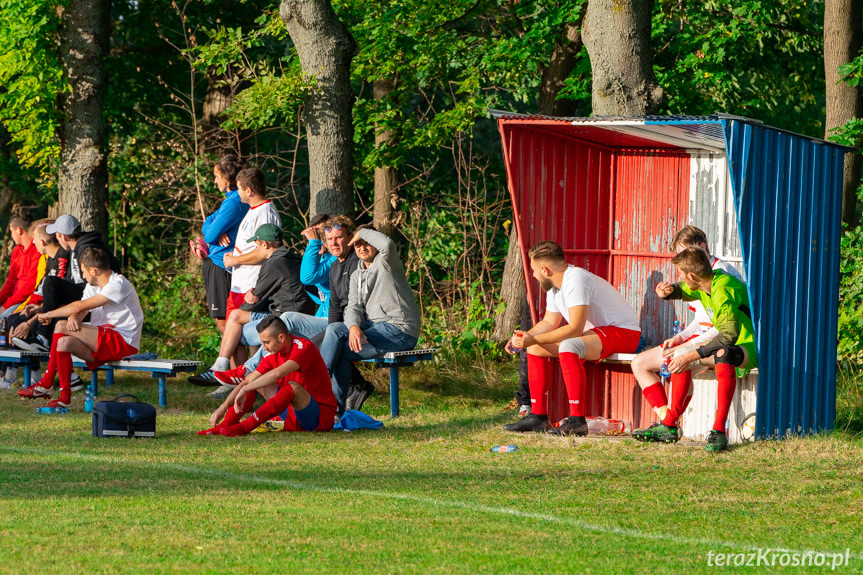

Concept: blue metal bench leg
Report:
left=22, top=363, right=32, bottom=387
left=389, top=366, right=399, bottom=418
left=158, top=375, right=167, bottom=408
left=106, top=368, right=114, bottom=388
left=90, top=370, right=99, bottom=397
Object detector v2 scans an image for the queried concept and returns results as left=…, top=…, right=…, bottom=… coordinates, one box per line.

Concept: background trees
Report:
left=0, top=0, right=860, bottom=361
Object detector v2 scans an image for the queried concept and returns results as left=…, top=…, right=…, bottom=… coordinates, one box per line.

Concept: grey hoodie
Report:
left=344, top=228, right=421, bottom=338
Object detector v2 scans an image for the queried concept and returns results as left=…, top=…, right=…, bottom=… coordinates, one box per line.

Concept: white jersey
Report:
left=545, top=266, right=640, bottom=331
left=229, top=200, right=281, bottom=293
left=678, top=256, right=744, bottom=341
left=83, top=273, right=144, bottom=349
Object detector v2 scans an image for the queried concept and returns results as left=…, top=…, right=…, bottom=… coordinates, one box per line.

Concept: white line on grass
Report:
left=2, top=446, right=859, bottom=561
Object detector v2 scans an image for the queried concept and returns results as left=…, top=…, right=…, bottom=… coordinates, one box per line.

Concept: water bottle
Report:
left=0, top=317, right=6, bottom=348
left=659, top=320, right=681, bottom=378
left=36, top=406, right=68, bottom=414
left=84, top=385, right=94, bottom=413
left=489, top=444, right=519, bottom=454
left=586, top=417, right=631, bottom=435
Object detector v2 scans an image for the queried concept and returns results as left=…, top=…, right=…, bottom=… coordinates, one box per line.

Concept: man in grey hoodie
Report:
left=318, top=226, right=420, bottom=413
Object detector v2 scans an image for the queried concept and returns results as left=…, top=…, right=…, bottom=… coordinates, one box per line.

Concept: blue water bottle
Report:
left=659, top=320, right=681, bottom=378
left=36, top=406, right=68, bottom=414
left=84, top=385, right=94, bottom=413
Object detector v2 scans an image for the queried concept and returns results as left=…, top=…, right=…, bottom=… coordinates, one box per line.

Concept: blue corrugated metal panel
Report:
left=723, top=119, right=845, bottom=439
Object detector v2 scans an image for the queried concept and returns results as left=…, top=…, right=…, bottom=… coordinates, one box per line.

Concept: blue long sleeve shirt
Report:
left=300, top=238, right=335, bottom=318
left=202, top=189, right=249, bottom=270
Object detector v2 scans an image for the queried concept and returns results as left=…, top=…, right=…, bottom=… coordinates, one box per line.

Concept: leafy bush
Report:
left=838, top=227, right=863, bottom=363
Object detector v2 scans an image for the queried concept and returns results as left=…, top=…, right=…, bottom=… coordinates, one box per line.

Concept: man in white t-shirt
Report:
left=17, top=247, right=143, bottom=410
left=630, top=225, right=744, bottom=443
left=504, top=241, right=641, bottom=435
left=217, top=167, right=281, bottom=371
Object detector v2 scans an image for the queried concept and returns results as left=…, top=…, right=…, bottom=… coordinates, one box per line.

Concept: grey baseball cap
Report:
left=45, top=214, right=81, bottom=235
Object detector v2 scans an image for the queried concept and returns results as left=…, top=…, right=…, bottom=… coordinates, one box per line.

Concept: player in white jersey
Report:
left=503, top=241, right=641, bottom=436
left=630, top=225, right=743, bottom=443
left=217, top=167, right=281, bottom=370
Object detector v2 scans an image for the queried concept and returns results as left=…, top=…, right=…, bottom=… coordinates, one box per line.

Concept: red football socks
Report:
left=662, top=371, right=693, bottom=427
left=559, top=352, right=586, bottom=417
left=38, top=333, right=66, bottom=389
left=56, top=350, right=73, bottom=405
left=526, top=354, right=551, bottom=416
left=200, top=391, right=258, bottom=436
left=643, top=382, right=668, bottom=410
left=713, top=363, right=737, bottom=432
left=221, top=385, right=296, bottom=437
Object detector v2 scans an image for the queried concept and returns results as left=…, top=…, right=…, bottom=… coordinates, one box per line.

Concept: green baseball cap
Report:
left=250, top=223, right=283, bottom=243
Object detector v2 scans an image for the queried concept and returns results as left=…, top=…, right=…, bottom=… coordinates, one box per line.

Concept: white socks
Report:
left=211, top=357, right=231, bottom=372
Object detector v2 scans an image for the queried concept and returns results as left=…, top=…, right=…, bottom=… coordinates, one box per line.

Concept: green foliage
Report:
left=838, top=227, right=863, bottom=364
left=0, top=0, right=64, bottom=177
left=653, top=0, right=824, bottom=137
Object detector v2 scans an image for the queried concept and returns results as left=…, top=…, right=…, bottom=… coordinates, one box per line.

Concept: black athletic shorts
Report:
left=202, top=257, right=231, bottom=319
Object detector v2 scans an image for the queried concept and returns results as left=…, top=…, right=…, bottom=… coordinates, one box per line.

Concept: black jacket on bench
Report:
left=241, top=246, right=316, bottom=316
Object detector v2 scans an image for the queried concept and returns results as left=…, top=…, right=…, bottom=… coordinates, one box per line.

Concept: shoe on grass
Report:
left=18, top=385, right=53, bottom=399
left=44, top=398, right=71, bottom=409
left=632, top=422, right=679, bottom=443
left=208, top=385, right=233, bottom=400
left=69, top=373, right=84, bottom=392
left=705, top=429, right=728, bottom=452
left=0, top=378, right=12, bottom=390
left=214, top=366, right=248, bottom=386
left=547, top=416, right=588, bottom=437
left=189, top=369, right=221, bottom=387
left=503, top=412, right=549, bottom=433
left=350, top=378, right=375, bottom=412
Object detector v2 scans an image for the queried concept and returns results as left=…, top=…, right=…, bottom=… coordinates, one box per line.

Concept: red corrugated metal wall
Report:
left=499, top=121, right=690, bottom=426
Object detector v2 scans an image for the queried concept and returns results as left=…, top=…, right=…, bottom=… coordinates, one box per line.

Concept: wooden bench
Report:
left=70, top=358, right=203, bottom=407
left=363, top=348, right=438, bottom=417
left=1, top=349, right=201, bottom=408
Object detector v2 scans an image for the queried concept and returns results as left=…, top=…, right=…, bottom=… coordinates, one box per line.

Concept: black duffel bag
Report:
left=92, top=394, right=157, bottom=438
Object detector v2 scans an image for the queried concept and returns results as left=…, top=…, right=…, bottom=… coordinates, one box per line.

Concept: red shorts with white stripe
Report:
left=591, top=326, right=641, bottom=360
left=86, top=325, right=138, bottom=370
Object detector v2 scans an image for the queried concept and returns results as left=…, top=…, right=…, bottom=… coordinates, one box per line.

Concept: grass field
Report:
left=1, top=361, right=861, bottom=574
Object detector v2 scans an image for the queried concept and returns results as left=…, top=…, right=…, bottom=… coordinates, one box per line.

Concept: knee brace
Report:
left=559, top=337, right=587, bottom=358
left=715, top=345, right=745, bottom=367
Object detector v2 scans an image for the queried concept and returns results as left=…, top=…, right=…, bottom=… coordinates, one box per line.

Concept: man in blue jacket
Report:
left=192, top=155, right=249, bottom=336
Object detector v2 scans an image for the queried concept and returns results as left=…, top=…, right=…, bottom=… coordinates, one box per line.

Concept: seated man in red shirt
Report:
left=199, top=314, right=337, bottom=436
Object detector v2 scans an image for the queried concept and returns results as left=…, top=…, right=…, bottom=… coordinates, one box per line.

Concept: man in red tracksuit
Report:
left=0, top=211, right=41, bottom=320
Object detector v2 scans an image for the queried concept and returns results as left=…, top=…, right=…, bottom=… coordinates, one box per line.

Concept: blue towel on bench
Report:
left=334, top=410, right=384, bottom=431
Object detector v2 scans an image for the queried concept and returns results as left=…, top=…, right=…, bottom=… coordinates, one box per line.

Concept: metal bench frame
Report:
left=362, top=348, right=437, bottom=417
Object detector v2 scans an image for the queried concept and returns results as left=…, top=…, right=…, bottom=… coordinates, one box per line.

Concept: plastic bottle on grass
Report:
left=84, top=385, right=94, bottom=413
left=36, top=406, right=68, bottom=414
left=586, top=417, right=631, bottom=435
left=489, top=444, right=519, bottom=454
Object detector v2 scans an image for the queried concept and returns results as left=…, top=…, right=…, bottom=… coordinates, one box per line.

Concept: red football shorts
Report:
left=225, top=291, right=247, bottom=320
left=591, top=326, right=641, bottom=360
left=86, top=325, right=138, bottom=370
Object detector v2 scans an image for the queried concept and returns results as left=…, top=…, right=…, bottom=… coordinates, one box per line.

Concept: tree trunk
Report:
left=824, top=0, right=863, bottom=227
left=582, top=0, right=663, bottom=115
left=201, top=69, right=239, bottom=157
left=492, top=14, right=587, bottom=340
left=0, top=127, right=15, bottom=218
left=280, top=0, right=356, bottom=217
left=492, top=224, right=528, bottom=341
left=373, top=78, right=399, bottom=237
left=537, top=20, right=585, bottom=118
left=57, top=0, right=110, bottom=235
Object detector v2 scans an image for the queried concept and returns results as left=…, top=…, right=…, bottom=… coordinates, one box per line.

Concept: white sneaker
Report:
left=0, top=378, right=13, bottom=390
left=208, top=385, right=233, bottom=400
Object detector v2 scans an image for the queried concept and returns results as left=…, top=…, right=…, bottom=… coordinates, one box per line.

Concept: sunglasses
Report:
left=323, top=223, right=343, bottom=233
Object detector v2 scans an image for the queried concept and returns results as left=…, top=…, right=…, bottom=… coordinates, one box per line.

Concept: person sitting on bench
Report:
left=502, top=240, right=641, bottom=436
left=318, top=226, right=421, bottom=414
left=17, top=248, right=143, bottom=410
left=633, top=247, right=757, bottom=452
left=199, top=315, right=337, bottom=436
